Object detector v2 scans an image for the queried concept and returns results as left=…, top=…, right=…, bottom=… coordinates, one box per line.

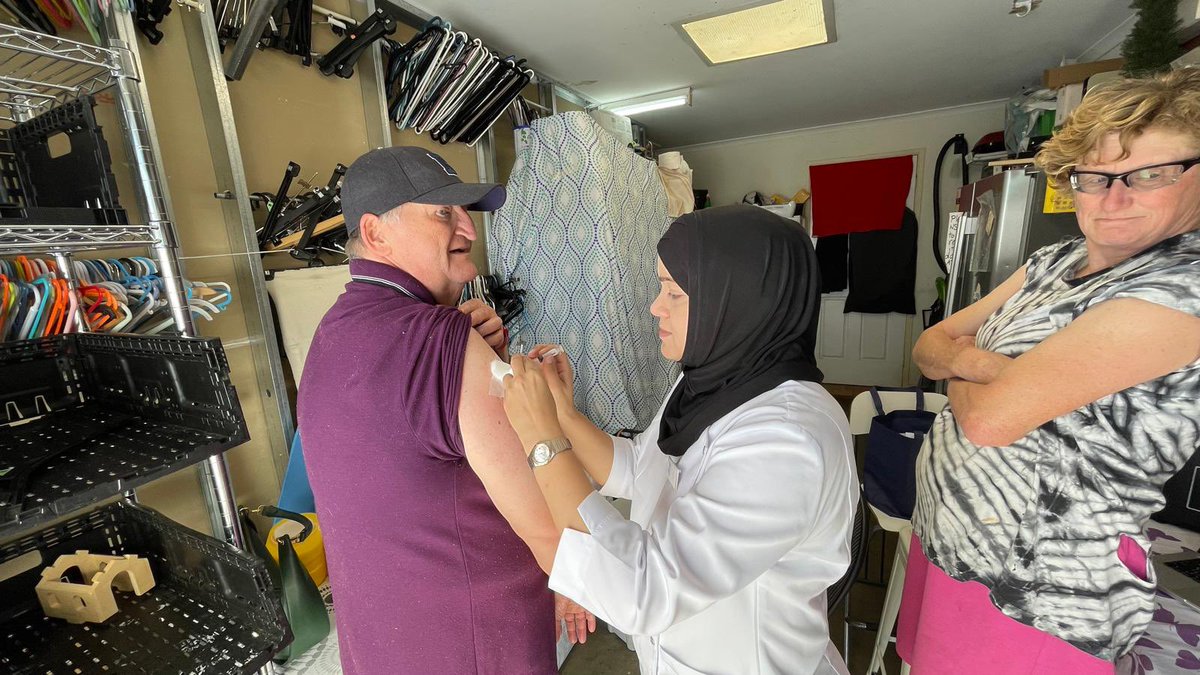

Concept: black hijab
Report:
left=656, top=204, right=824, bottom=457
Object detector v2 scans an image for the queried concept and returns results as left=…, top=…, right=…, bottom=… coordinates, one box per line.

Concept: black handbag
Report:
left=862, top=387, right=937, bottom=520
left=240, top=505, right=330, bottom=662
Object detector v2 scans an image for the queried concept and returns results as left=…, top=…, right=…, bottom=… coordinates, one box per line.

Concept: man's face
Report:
left=370, top=202, right=479, bottom=305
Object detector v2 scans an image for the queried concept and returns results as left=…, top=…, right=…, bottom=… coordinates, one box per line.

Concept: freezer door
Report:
left=947, top=171, right=1034, bottom=316
left=1021, top=171, right=1082, bottom=259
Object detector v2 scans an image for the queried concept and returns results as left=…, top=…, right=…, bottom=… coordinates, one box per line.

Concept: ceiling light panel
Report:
left=679, top=0, right=835, bottom=65
left=605, top=87, right=693, bottom=117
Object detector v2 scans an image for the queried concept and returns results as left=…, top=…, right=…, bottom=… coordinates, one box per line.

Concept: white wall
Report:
left=673, top=101, right=1006, bottom=382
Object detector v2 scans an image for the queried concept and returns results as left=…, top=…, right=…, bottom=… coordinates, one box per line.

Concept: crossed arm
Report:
left=914, top=266, right=1200, bottom=447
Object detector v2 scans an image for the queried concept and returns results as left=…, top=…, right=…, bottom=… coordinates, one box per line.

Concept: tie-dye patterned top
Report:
left=913, top=229, right=1200, bottom=661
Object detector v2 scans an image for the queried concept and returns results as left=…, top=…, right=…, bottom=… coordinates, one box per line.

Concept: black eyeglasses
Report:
left=1069, top=156, right=1200, bottom=194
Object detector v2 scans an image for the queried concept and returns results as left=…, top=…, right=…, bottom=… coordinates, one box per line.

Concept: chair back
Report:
left=852, top=388, right=947, bottom=520
left=827, top=488, right=870, bottom=615
left=849, top=389, right=947, bottom=435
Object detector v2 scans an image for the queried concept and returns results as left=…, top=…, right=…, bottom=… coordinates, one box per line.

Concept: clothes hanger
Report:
left=27, top=277, right=53, bottom=339
left=386, top=21, right=449, bottom=123
left=434, top=55, right=516, bottom=143
left=69, top=0, right=101, bottom=43
left=408, top=31, right=471, bottom=133
left=7, top=284, right=30, bottom=340
left=460, top=66, right=533, bottom=146
left=395, top=26, right=458, bottom=130
left=449, top=60, right=531, bottom=145
left=43, top=279, right=68, bottom=337
left=430, top=49, right=503, bottom=139
left=126, top=299, right=159, bottom=333
left=15, top=256, right=34, bottom=282
left=420, top=39, right=490, bottom=134
left=43, top=278, right=65, bottom=337
left=1, top=278, right=16, bottom=340
left=0, top=0, right=47, bottom=32
left=388, top=23, right=449, bottom=125
left=62, top=281, right=78, bottom=334
left=18, top=282, right=44, bottom=340
left=316, top=8, right=396, bottom=79
left=0, top=276, right=13, bottom=339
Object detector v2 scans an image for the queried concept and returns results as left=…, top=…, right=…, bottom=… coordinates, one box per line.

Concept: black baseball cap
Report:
left=341, top=146, right=506, bottom=234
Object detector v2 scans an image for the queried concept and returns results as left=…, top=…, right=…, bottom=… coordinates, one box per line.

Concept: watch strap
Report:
left=528, top=437, right=572, bottom=468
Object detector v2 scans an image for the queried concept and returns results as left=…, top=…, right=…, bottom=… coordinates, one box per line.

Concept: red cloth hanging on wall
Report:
left=810, top=155, right=914, bottom=237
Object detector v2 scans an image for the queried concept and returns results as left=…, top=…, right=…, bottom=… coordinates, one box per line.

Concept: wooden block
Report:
left=264, top=213, right=346, bottom=251
left=987, top=158, right=1036, bottom=168
left=1043, top=58, right=1124, bottom=89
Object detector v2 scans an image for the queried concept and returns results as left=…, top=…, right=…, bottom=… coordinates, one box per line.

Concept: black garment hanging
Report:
left=816, top=235, right=849, bottom=293
left=844, top=207, right=918, bottom=314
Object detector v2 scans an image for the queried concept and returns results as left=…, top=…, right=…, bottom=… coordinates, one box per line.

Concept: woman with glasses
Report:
left=899, top=67, right=1200, bottom=674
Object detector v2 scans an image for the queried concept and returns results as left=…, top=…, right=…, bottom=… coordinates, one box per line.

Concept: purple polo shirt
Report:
left=297, top=259, right=555, bottom=674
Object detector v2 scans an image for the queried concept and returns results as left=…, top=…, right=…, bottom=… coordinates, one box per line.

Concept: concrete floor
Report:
left=559, top=627, right=638, bottom=674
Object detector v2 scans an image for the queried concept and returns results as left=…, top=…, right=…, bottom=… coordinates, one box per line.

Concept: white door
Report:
left=816, top=292, right=910, bottom=386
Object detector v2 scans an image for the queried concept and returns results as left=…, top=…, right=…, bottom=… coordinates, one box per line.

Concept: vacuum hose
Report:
left=932, top=134, right=970, bottom=276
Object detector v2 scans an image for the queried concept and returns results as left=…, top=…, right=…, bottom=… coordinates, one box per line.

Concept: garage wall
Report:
left=676, top=101, right=1006, bottom=383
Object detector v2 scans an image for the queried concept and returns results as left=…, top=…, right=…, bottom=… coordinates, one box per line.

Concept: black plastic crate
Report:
left=0, top=500, right=291, bottom=674
left=0, top=333, right=250, bottom=538
left=0, top=95, right=129, bottom=227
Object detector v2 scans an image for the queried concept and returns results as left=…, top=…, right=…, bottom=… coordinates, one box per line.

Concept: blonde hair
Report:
left=1035, top=67, right=1200, bottom=188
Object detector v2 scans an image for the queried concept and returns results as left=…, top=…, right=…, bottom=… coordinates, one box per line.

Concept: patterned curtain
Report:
left=488, top=111, right=678, bottom=433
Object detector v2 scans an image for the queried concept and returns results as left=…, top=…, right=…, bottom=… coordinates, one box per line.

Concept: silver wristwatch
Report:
left=528, top=437, right=572, bottom=468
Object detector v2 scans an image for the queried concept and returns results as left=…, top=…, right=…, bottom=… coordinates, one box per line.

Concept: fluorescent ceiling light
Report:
left=678, top=0, right=835, bottom=65
left=603, top=87, right=692, bottom=117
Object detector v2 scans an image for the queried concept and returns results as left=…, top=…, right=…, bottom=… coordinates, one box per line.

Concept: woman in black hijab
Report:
left=504, top=205, right=858, bottom=675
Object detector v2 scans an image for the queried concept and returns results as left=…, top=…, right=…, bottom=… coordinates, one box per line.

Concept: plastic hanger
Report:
left=406, top=30, right=469, bottom=133
left=43, top=279, right=68, bottom=336
left=18, top=282, right=44, bottom=340
left=62, top=281, right=78, bottom=334
left=386, top=23, right=448, bottom=123
left=421, top=39, right=489, bottom=134
left=434, top=56, right=515, bottom=143
left=0, top=276, right=13, bottom=338
left=395, top=26, right=455, bottom=129
left=28, top=277, right=54, bottom=338
left=409, top=31, right=471, bottom=133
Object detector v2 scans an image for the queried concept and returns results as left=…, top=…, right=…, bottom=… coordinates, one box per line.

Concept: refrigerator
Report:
left=945, top=169, right=1080, bottom=318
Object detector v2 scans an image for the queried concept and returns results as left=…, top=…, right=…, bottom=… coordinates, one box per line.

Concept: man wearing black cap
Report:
left=297, top=147, right=585, bottom=674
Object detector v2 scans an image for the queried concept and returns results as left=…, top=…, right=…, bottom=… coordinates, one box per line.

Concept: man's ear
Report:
left=358, top=213, right=386, bottom=254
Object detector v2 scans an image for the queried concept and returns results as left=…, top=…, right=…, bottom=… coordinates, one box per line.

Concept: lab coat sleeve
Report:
left=549, top=409, right=826, bottom=636
left=597, top=434, right=636, bottom=499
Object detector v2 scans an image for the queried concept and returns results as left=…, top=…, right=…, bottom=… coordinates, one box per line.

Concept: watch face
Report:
left=532, top=445, right=551, bottom=465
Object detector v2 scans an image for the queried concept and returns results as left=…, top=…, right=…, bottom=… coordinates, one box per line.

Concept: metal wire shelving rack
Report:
left=0, top=17, right=246, bottom=552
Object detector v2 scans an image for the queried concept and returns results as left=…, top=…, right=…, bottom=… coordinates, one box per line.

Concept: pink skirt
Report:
left=896, top=533, right=1135, bottom=675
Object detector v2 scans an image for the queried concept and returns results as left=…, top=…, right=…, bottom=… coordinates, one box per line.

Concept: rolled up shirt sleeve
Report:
left=549, top=411, right=831, bottom=637
left=598, top=435, right=636, bottom=499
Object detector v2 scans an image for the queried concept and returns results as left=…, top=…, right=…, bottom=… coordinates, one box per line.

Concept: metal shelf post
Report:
left=104, top=12, right=246, bottom=549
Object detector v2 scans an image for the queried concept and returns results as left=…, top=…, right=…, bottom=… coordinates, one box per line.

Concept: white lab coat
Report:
left=550, top=379, right=857, bottom=675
